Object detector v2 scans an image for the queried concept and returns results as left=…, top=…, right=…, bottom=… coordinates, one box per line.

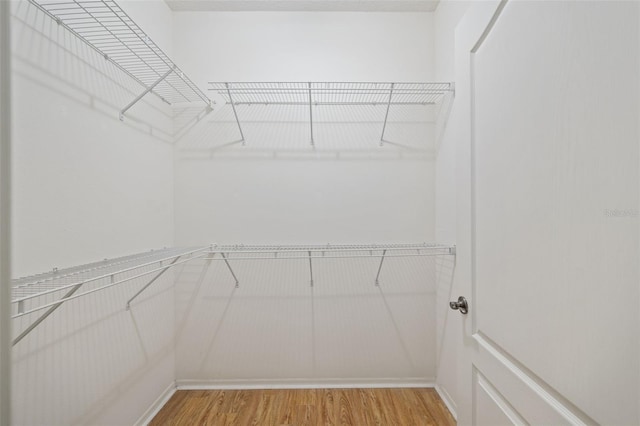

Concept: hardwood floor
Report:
left=150, top=388, right=455, bottom=425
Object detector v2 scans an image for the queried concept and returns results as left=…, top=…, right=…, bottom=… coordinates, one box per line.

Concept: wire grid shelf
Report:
left=206, top=82, right=453, bottom=147
left=9, top=243, right=453, bottom=345
left=30, top=0, right=210, bottom=108
left=208, top=82, right=453, bottom=106
left=207, top=243, right=455, bottom=260
left=11, top=247, right=201, bottom=302
left=204, top=243, right=455, bottom=290
left=10, top=246, right=209, bottom=346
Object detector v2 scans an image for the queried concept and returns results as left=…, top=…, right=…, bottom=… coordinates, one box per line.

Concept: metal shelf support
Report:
left=13, top=283, right=82, bottom=346
left=226, top=83, right=245, bottom=145
left=220, top=252, right=240, bottom=287
left=125, top=254, right=182, bottom=310
left=120, top=65, right=176, bottom=121
left=380, top=83, right=395, bottom=145
left=308, top=82, right=314, bottom=146
left=308, top=250, right=314, bottom=287
left=375, top=249, right=387, bottom=286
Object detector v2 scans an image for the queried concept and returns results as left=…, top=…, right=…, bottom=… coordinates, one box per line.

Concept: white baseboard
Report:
left=176, top=378, right=435, bottom=390
left=435, top=383, right=457, bottom=420
left=134, top=382, right=177, bottom=426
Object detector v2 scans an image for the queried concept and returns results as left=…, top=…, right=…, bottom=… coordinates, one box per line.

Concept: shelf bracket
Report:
left=220, top=252, right=240, bottom=288
left=308, top=250, right=314, bottom=287
left=226, top=83, right=245, bottom=145
left=120, top=65, right=176, bottom=121
left=308, top=82, right=314, bottom=146
left=374, top=249, right=387, bottom=286
left=380, top=83, right=395, bottom=146
left=12, top=282, right=84, bottom=346
left=126, top=255, right=182, bottom=310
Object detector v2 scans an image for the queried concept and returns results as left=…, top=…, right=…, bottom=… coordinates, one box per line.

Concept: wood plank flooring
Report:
left=150, top=388, right=455, bottom=425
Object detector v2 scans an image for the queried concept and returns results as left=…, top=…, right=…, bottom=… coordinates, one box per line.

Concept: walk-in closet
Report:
left=0, top=0, right=638, bottom=425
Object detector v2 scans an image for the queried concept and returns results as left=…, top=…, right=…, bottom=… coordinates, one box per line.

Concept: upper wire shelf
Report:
left=208, top=242, right=454, bottom=256
left=30, top=0, right=211, bottom=118
left=207, top=82, right=454, bottom=146
left=208, top=82, right=453, bottom=106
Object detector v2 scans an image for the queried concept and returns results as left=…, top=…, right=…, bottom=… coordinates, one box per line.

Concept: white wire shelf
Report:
left=209, top=82, right=453, bottom=106
left=205, top=243, right=456, bottom=289
left=207, top=242, right=454, bottom=259
left=10, top=243, right=454, bottom=345
left=11, top=246, right=208, bottom=346
left=207, top=82, right=453, bottom=146
left=30, top=0, right=211, bottom=119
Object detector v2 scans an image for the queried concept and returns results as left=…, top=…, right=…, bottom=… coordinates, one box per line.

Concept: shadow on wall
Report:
left=176, top=102, right=441, bottom=161
left=175, top=254, right=445, bottom=384
left=11, top=0, right=206, bottom=144
left=10, top=260, right=186, bottom=425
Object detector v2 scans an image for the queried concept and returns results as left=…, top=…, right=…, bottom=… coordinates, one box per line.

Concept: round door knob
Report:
left=449, top=296, right=468, bottom=314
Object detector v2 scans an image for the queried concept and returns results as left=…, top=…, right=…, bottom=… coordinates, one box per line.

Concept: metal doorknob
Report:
left=450, top=296, right=468, bottom=314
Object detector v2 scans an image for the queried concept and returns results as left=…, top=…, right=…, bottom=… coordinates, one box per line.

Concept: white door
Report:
left=453, top=1, right=639, bottom=425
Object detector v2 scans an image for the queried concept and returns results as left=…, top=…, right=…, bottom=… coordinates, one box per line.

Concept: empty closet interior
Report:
left=7, top=0, right=463, bottom=423
left=7, top=0, right=639, bottom=425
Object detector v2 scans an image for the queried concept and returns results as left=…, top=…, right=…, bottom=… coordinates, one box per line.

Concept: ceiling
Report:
left=165, top=0, right=440, bottom=12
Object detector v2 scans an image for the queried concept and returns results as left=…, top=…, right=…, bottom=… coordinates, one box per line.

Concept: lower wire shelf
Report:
left=11, top=246, right=208, bottom=346
left=11, top=242, right=455, bottom=346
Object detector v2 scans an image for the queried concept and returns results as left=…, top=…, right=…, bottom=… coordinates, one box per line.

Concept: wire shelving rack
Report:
left=205, top=243, right=456, bottom=288
left=10, top=243, right=454, bottom=346
left=29, top=0, right=211, bottom=119
left=11, top=246, right=208, bottom=345
left=208, top=82, right=454, bottom=146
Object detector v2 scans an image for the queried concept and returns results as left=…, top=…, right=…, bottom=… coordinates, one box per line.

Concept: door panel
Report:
left=473, top=368, right=525, bottom=426
left=474, top=334, right=584, bottom=425
left=459, top=1, right=639, bottom=425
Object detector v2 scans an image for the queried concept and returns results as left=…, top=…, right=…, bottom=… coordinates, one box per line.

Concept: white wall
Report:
left=172, top=11, right=436, bottom=247
left=171, top=11, right=443, bottom=386
left=175, top=255, right=439, bottom=387
left=433, top=0, right=472, bottom=417
left=10, top=0, right=178, bottom=424
left=173, top=12, right=434, bottom=84
left=11, top=0, right=175, bottom=279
